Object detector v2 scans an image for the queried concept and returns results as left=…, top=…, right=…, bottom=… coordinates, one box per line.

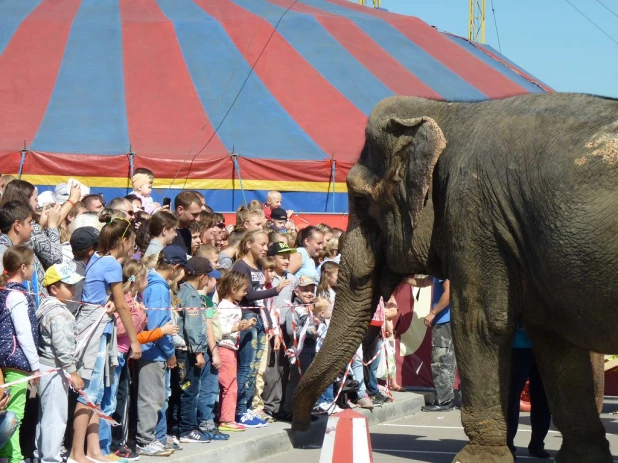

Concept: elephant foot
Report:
left=291, top=411, right=311, bottom=432
left=555, top=442, right=612, bottom=463
left=453, top=444, right=513, bottom=463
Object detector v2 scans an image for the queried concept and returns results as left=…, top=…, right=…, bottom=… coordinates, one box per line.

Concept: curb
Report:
left=148, top=391, right=425, bottom=463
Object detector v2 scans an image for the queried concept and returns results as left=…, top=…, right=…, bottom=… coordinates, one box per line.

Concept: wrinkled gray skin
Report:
left=293, top=93, right=618, bottom=463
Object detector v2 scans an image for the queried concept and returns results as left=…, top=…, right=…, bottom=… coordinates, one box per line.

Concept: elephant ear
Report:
left=384, top=116, right=446, bottom=228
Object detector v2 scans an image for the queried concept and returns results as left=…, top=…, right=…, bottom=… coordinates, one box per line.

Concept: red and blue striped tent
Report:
left=0, top=0, right=549, bottom=212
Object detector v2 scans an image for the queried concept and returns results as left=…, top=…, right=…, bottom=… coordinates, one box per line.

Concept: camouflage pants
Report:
left=431, top=322, right=457, bottom=404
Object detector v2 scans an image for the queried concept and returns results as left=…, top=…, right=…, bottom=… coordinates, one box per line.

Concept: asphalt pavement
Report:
left=256, top=398, right=618, bottom=463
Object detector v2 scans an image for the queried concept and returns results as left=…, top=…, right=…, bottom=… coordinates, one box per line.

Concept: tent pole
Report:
left=127, top=146, right=135, bottom=194
left=231, top=152, right=247, bottom=207
left=18, top=141, right=28, bottom=180
left=330, top=159, right=336, bottom=213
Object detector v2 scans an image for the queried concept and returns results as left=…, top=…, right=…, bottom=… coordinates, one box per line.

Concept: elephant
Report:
left=292, top=93, right=618, bottom=463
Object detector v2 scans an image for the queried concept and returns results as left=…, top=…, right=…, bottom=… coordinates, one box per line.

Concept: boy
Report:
left=262, top=242, right=296, bottom=420
left=137, top=245, right=187, bottom=457
left=175, top=256, right=220, bottom=443
left=194, top=245, right=220, bottom=305
left=35, top=264, right=85, bottom=463
left=131, top=167, right=160, bottom=214
left=190, top=222, right=202, bottom=256
left=269, top=208, right=288, bottom=234
left=67, top=226, right=99, bottom=313
left=0, top=201, right=48, bottom=301
left=279, top=276, right=318, bottom=421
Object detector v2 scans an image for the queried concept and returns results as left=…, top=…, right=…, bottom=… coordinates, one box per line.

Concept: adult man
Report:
left=108, top=197, right=134, bottom=220
left=406, top=276, right=456, bottom=412
left=171, top=191, right=202, bottom=254
left=82, top=194, right=105, bottom=213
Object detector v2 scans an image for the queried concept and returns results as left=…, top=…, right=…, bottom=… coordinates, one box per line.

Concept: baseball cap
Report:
left=70, top=226, right=99, bottom=251
left=186, top=256, right=222, bottom=279
left=295, top=275, right=317, bottom=288
left=267, top=241, right=297, bottom=257
left=270, top=207, right=287, bottom=221
left=44, top=263, right=84, bottom=287
left=161, top=245, right=191, bottom=269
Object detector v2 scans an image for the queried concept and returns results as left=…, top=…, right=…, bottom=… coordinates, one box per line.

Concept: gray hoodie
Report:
left=36, top=296, right=78, bottom=374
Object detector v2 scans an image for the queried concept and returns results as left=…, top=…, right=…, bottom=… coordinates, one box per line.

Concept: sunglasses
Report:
left=216, top=223, right=226, bottom=229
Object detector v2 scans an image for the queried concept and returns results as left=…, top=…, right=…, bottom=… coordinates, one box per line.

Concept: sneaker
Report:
left=136, top=442, right=173, bottom=457
left=356, top=395, right=375, bottom=410
left=155, top=439, right=175, bottom=454
left=179, top=430, right=211, bottom=443
left=236, top=410, right=268, bottom=428
left=114, top=446, right=140, bottom=461
left=202, top=428, right=230, bottom=441
left=219, top=421, right=246, bottom=432
left=254, top=409, right=274, bottom=423
left=103, top=455, right=129, bottom=462
left=165, top=435, right=183, bottom=451
left=371, top=393, right=389, bottom=406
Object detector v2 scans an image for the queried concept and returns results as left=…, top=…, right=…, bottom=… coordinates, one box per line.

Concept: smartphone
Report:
left=163, top=197, right=171, bottom=208
left=2, top=387, right=11, bottom=398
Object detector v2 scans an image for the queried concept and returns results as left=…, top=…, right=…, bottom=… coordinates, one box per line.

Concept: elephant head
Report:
left=292, top=97, right=447, bottom=430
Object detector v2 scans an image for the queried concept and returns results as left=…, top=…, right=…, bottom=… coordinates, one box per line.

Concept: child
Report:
left=111, top=260, right=179, bottom=460
left=194, top=244, right=220, bottom=305
left=268, top=208, right=288, bottom=234
left=190, top=222, right=201, bottom=256
left=196, top=264, right=226, bottom=440
left=280, top=276, right=319, bottom=421
left=313, top=297, right=336, bottom=413
left=130, top=168, right=160, bottom=214
left=262, top=241, right=296, bottom=420
left=67, top=226, right=99, bottom=314
left=144, top=210, right=178, bottom=260
left=236, top=207, right=263, bottom=232
left=136, top=245, right=187, bottom=457
left=264, top=191, right=293, bottom=223
left=35, top=263, right=85, bottom=463
left=251, top=257, right=277, bottom=423
left=217, top=271, right=254, bottom=432
left=317, top=261, right=339, bottom=308
left=174, top=257, right=218, bottom=444
left=0, top=245, right=40, bottom=463
left=218, top=229, right=245, bottom=270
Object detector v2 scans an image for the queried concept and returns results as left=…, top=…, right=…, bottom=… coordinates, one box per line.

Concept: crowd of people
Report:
left=0, top=168, right=401, bottom=463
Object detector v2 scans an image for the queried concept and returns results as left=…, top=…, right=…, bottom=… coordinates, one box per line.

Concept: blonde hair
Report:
left=314, top=296, right=331, bottom=314
left=0, top=245, right=34, bottom=286
left=247, top=200, right=263, bottom=212
left=238, top=230, right=268, bottom=259
left=123, top=260, right=148, bottom=293
left=257, top=256, right=276, bottom=271
left=236, top=207, right=262, bottom=227
left=217, top=270, right=250, bottom=301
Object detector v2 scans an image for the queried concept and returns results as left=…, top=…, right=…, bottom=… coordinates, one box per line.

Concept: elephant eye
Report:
left=355, top=196, right=370, bottom=212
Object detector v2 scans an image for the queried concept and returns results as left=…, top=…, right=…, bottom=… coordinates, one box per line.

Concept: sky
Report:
left=368, top=0, right=618, bottom=97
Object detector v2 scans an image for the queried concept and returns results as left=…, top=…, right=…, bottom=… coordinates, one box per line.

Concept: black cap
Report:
left=267, top=241, right=297, bottom=257
left=186, top=256, right=222, bottom=279
left=270, top=207, right=287, bottom=221
left=161, top=245, right=190, bottom=268
left=70, top=226, right=99, bottom=252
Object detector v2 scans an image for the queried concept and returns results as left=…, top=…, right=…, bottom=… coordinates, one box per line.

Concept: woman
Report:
left=288, top=226, right=324, bottom=281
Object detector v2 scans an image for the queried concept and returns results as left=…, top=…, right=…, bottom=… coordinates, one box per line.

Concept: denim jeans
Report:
left=79, top=335, right=108, bottom=406
left=351, top=347, right=367, bottom=398
left=236, top=312, right=266, bottom=416
left=111, top=353, right=131, bottom=450
left=100, top=353, right=125, bottom=454
left=175, top=351, right=203, bottom=435
left=156, top=368, right=171, bottom=442
left=366, top=337, right=382, bottom=396
left=317, top=383, right=334, bottom=406
left=0, top=411, right=18, bottom=451
left=197, top=349, right=220, bottom=432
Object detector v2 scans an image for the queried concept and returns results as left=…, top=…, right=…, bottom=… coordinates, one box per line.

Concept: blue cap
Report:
left=161, top=245, right=191, bottom=269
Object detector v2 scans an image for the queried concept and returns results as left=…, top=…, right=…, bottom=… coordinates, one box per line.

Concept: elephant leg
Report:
left=527, top=328, right=611, bottom=463
left=590, top=352, right=605, bottom=414
left=450, top=286, right=515, bottom=463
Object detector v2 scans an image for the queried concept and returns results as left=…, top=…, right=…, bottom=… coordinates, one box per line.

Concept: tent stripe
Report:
left=0, top=1, right=41, bottom=57
left=445, top=35, right=546, bottom=94
left=0, top=0, right=81, bottom=153
left=31, top=0, right=130, bottom=154
left=268, top=0, right=442, bottom=99
left=156, top=0, right=327, bottom=161
left=230, top=0, right=393, bottom=115
left=197, top=0, right=368, bottom=162
left=120, top=0, right=228, bottom=159
left=299, top=0, right=486, bottom=101
left=325, top=0, right=530, bottom=99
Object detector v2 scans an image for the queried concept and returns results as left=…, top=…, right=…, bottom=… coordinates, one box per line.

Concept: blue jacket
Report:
left=0, top=282, right=39, bottom=372
left=141, top=270, right=175, bottom=361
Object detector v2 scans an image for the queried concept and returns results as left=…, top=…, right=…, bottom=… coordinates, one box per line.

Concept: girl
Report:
left=70, top=215, right=142, bottom=463
left=232, top=231, right=290, bottom=428
left=0, top=245, right=39, bottom=463
left=289, top=226, right=324, bottom=281
left=109, top=260, right=179, bottom=460
left=316, top=261, right=339, bottom=308
left=217, top=271, right=253, bottom=432
left=143, top=211, right=178, bottom=260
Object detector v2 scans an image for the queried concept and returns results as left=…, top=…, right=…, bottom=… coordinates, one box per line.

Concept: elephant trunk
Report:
left=292, top=225, right=380, bottom=431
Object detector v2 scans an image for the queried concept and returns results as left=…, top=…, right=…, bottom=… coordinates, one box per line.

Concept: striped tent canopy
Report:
left=0, top=0, right=549, bottom=212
